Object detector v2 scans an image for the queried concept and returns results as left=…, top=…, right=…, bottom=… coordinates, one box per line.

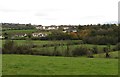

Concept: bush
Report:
left=64, top=44, right=72, bottom=57
left=2, top=40, right=16, bottom=54
left=103, top=47, right=109, bottom=53
left=2, top=40, right=33, bottom=54
left=92, top=46, right=98, bottom=54
left=72, top=46, right=88, bottom=56
left=52, top=46, right=61, bottom=56
left=83, top=36, right=118, bottom=45
left=114, top=43, right=120, bottom=51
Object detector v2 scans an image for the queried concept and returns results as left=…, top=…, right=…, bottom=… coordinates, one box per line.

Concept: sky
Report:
left=0, top=0, right=119, bottom=25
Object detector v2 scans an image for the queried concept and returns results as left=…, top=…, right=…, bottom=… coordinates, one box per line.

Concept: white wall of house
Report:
left=36, top=26, right=43, bottom=29
left=72, top=30, right=77, bottom=32
left=63, top=27, right=69, bottom=30
left=36, top=26, right=59, bottom=30
left=32, top=33, right=47, bottom=37
left=15, top=34, right=27, bottom=37
left=0, top=35, right=4, bottom=39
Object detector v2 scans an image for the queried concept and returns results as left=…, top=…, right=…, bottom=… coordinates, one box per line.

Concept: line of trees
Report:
left=2, top=23, right=35, bottom=31
left=77, top=24, right=119, bottom=45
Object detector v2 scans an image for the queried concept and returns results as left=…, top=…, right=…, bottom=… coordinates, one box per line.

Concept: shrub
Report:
left=92, top=46, right=98, bottom=54
left=83, top=36, right=118, bottom=45
left=72, top=46, right=88, bottom=56
left=64, top=44, right=71, bottom=57
left=87, top=49, right=94, bottom=58
left=103, top=47, right=109, bottom=53
left=114, top=43, right=120, bottom=51
left=2, top=40, right=16, bottom=54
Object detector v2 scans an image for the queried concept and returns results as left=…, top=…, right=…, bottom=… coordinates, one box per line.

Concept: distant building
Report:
left=32, top=33, right=47, bottom=37
left=0, top=35, right=4, bottom=39
left=36, top=25, right=43, bottom=30
left=15, top=33, right=27, bottom=37
left=36, top=25, right=59, bottom=30
left=35, top=25, right=78, bottom=33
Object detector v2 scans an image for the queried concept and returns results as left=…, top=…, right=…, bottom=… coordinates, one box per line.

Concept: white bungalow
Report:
left=32, top=33, right=47, bottom=37
left=0, top=35, right=4, bottom=39
left=36, top=25, right=43, bottom=30
left=15, top=33, right=27, bottom=37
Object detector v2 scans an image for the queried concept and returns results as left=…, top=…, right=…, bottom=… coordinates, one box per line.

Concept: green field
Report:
left=3, top=30, right=36, bottom=34
left=2, top=55, right=118, bottom=75
left=2, top=40, right=118, bottom=75
left=2, top=40, right=83, bottom=45
left=0, top=40, right=2, bottom=48
left=2, top=40, right=115, bottom=48
left=94, top=51, right=119, bottom=58
left=2, top=30, right=51, bottom=35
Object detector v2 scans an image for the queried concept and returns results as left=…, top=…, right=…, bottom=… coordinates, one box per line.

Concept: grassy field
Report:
left=2, top=40, right=82, bottom=45
left=0, top=40, right=2, bottom=48
left=0, top=55, right=1, bottom=76
left=2, top=54, right=118, bottom=75
left=2, top=40, right=115, bottom=47
left=31, top=43, right=115, bottom=54
left=2, top=30, right=36, bottom=34
left=2, top=29, right=51, bottom=35
left=94, top=51, right=119, bottom=58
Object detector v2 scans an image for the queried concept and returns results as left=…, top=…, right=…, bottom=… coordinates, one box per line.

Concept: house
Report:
left=71, top=29, right=77, bottom=32
left=62, top=26, right=69, bottom=30
left=32, top=33, right=47, bottom=37
left=0, top=35, right=4, bottom=39
left=58, top=25, right=77, bottom=30
left=45, top=25, right=59, bottom=30
left=36, top=25, right=43, bottom=30
left=58, top=25, right=69, bottom=30
left=35, top=25, right=78, bottom=32
left=36, top=25, right=59, bottom=30
left=15, top=33, right=27, bottom=37
left=63, top=30, right=67, bottom=33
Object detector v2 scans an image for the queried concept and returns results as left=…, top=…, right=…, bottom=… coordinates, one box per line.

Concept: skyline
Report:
left=0, top=0, right=119, bottom=25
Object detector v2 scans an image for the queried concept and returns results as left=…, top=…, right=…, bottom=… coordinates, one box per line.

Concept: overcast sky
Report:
left=0, top=0, right=119, bottom=25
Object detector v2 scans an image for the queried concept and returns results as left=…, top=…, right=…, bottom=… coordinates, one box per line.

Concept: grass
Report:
left=0, top=55, right=1, bottom=76
left=2, top=29, right=51, bottom=35
left=0, top=40, right=2, bottom=48
left=2, top=40, right=115, bottom=49
left=2, top=40, right=83, bottom=45
left=2, top=40, right=116, bottom=54
left=94, top=51, right=119, bottom=58
left=2, top=30, right=36, bottom=34
left=2, top=54, right=118, bottom=75
left=32, top=44, right=115, bottom=54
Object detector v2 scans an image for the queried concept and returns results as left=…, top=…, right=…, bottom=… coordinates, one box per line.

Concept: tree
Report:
left=3, top=33, right=9, bottom=39
left=3, top=40, right=16, bottom=54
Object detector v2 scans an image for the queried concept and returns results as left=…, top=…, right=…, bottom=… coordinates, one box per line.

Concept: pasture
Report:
left=94, top=51, right=119, bottom=58
left=0, top=40, right=2, bottom=47
left=2, top=54, right=118, bottom=75
left=2, top=29, right=51, bottom=35
left=2, top=40, right=115, bottom=48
